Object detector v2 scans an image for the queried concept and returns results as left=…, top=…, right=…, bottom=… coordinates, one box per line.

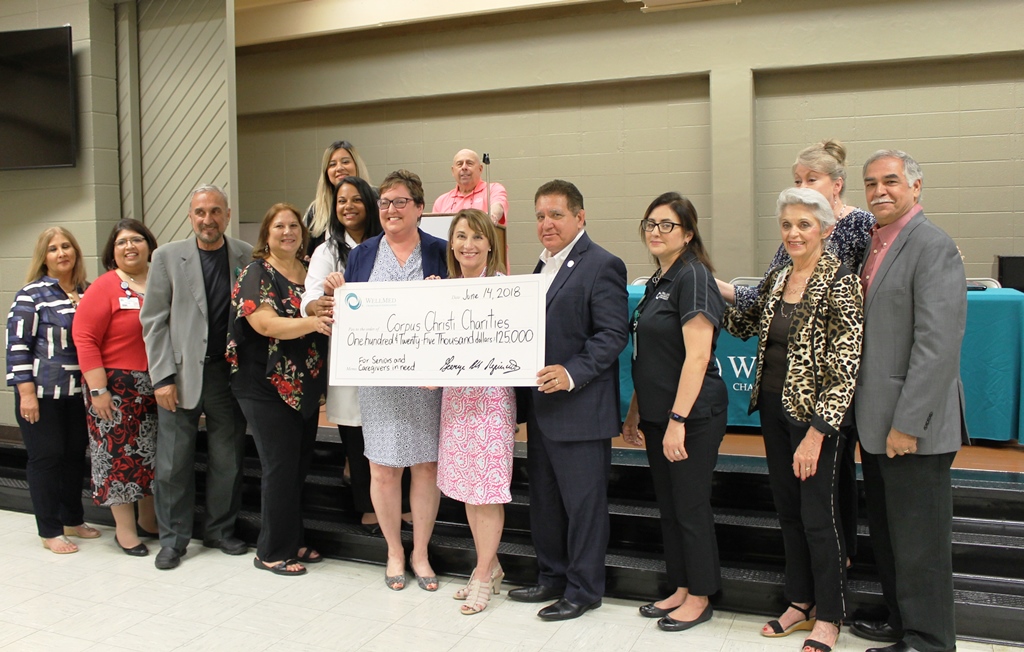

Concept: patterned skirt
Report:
left=437, top=386, right=515, bottom=505
left=85, top=369, right=157, bottom=506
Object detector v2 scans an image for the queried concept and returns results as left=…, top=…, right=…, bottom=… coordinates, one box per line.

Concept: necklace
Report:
left=779, top=300, right=797, bottom=319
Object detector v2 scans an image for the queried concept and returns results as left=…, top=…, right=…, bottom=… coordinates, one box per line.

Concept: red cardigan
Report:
left=73, top=270, right=150, bottom=373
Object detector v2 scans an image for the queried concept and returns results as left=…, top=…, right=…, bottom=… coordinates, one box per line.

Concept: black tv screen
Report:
left=0, top=26, right=76, bottom=170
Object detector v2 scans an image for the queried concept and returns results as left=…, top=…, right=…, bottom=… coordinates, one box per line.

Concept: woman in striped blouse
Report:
left=6, top=227, right=100, bottom=554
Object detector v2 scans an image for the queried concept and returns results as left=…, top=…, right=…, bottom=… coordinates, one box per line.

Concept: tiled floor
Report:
left=0, top=509, right=1013, bottom=652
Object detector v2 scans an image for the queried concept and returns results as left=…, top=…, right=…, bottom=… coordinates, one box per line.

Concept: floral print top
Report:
left=226, top=259, right=327, bottom=416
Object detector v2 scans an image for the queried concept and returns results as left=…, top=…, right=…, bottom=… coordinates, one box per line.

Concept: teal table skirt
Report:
left=621, top=286, right=1024, bottom=441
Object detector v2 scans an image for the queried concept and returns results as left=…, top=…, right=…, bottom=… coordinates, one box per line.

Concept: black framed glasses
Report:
left=378, top=197, right=414, bottom=210
left=640, top=219, right=684, bottom=234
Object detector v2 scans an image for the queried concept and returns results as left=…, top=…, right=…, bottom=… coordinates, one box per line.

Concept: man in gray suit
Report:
left=141, top=184, right=253, bottom=570
left=849, top=151, right=967, bottom=652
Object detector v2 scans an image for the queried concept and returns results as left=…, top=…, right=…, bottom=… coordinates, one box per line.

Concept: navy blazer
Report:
left=527, top=232, right=629, bottom=442
left=344, top=229, right=449, bottom=282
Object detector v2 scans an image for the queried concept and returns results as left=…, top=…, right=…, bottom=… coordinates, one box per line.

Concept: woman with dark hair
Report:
left=227, top=203, right=331, bottom=576
left=7, top=227, right=98, bottom=554
left=437, top=209, right=515, bottom=615
left=341, top=169, right=448, bottom=591
left=73, top=218, right=160, bottom=557
left=301, top=176, right=385, bottom=534
left=304, top=140, right=373, bottom=257
left=723, top=188, right=863, bottom=652
left=621, top=193, right=728, bottom=632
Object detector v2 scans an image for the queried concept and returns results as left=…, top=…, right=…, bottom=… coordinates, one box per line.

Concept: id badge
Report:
left=119, top=296, right=141, bottom=310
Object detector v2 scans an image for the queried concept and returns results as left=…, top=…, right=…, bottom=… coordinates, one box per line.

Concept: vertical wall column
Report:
left=708, top=66, right=756, bottom=280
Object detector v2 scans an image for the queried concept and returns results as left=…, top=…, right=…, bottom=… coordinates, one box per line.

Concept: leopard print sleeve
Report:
left=811, top=270, right=864, bottom=434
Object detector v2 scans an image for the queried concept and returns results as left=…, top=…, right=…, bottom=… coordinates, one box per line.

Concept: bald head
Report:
left=452, top=149, right=483, bottom=193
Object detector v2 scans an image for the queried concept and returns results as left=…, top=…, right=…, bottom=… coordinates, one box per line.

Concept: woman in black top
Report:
left=622, top=193, right=728, bottom=633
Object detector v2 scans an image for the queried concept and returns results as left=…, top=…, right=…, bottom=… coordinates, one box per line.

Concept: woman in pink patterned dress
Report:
left=437, top=209, right=516, bottom=615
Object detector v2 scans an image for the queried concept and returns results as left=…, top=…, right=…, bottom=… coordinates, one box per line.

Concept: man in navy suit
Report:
left=508, top=180, right=629, bottom=621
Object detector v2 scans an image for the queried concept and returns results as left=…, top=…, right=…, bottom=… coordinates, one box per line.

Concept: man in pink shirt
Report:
left=432, top=149, right=508, bottom=225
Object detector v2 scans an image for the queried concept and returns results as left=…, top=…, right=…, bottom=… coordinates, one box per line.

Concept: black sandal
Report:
left=253, top=556, right=307, bottom=576
left=296, top=547, right=323, bottom=564
left=762, top=602, right=815, bottom=637
left=803, top=620, right=841, bottom=652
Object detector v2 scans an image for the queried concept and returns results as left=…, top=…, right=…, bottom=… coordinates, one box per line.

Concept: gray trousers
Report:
left=154, top=359, right=246, bottom=549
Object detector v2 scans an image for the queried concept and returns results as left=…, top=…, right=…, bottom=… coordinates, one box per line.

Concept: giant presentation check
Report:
left=329, top=275, right=545, bottom=387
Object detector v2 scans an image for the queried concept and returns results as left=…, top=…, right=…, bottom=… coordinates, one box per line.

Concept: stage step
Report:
left=0, top=434, right=1022, bottom=645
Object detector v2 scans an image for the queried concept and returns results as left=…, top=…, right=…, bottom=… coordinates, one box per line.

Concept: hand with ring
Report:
left=537, top=364, right=568, bottom=394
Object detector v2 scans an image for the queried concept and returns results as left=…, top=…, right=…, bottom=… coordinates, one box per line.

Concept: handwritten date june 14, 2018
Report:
left=440, top=356, right=521, bottom=376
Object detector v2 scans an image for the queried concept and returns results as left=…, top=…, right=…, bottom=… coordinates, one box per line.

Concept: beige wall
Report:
left=236, top=0, right=1024, bottom=283
left=0, top=0, right=119, bottom=425
left=239, top=77, right=711, bottom=274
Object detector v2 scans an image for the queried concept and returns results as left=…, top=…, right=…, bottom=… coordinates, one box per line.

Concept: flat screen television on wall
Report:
left=0, top=26, right=77, bottom=170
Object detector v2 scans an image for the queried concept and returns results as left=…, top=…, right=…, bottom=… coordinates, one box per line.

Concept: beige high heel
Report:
left=454, top=565, right=504, bottom=600
left=460, top=571, right=504, bottom=615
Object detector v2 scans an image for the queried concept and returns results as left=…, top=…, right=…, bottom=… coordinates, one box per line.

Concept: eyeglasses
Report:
left=114, top=236, right=147, bottom=248
left=377, top=197, right=415, bottom=210
left=640, top=219, right=684, bottom=234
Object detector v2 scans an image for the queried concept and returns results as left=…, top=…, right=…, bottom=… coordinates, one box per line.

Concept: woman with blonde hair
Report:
left=7, top=227, right=99, bottom=554
left=304, top=140, right=372, bottom=257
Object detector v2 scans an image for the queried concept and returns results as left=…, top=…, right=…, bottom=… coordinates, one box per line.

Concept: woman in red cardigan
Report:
left=74, top=219, right=160, bottom=557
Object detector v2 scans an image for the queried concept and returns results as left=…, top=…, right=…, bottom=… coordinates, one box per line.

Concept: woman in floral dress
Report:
left=74, top=219, right=161, bottom=557
left=227, top=203, right=331, bottom=576
left=437, top=209, right=516, bottom=615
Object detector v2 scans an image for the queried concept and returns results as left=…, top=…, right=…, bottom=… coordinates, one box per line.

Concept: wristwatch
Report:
left=668, top=411, right=687, bottom=424
left=89, top=387, right=109, bottom=397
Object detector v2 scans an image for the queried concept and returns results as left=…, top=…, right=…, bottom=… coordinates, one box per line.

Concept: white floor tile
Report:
left=0, top=629, right=94, bottom=651
left=359, top=622, right=464, bottom=652
left=282, top=612, right=390, bottom=649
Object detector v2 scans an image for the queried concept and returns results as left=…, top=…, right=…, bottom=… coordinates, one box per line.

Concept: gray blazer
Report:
left=141, top=236, right=253, bottom=411
left=854, top=211, right=969, bottom=456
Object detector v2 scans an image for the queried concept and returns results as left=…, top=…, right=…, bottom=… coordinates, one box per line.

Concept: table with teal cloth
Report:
left=620, top=286, right=1024, bottom=441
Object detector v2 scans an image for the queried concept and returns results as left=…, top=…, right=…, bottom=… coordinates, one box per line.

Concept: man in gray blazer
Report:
left=141, top=184, right=253, bottom=570
left=850, top=151, right=968, bottom=652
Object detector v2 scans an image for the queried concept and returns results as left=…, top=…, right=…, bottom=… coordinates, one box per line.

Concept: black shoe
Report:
left=136, top=525, right=159, bottom=539
left=658, top=603, right=713, bottom=632
left=401, top=519, right=413, bottom=532
left=360, top=522, right=382, bottom=536
left=537, top=597, right=601, bottom=621
left=155, top=546, right=186, bottom=570
left=639, top=602, right=675, bottom=618
left=866, top=642, right=925, bottom=652
left=203, top=536, right=248, bottom=555
left=850, top=620, right=903, bottom=643
left=114, top=534, right=149, bottom=557
left=508, top=584, right=564, bottom=603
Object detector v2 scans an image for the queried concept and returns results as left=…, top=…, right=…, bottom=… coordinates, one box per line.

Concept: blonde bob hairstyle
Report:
left=253, top=203, right=309, bottom=261
left=446, top=209, right=501, bottom=279
left=793, top=139, right=848, bottom=197
left=26, top=227, right=87, bottom=289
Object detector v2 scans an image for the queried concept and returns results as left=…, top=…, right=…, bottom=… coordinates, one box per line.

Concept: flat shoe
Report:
left=41, top=535, right=78, bottom=554
left=115, top=534, right=149, bottom=557
left=639, top=602, right=676, bottom=618
left=136, top=525, right=159, bottom=539
left=253, top=556, right=306, bottom=576
left=297, top=547, right=323, bottom=564
left=63, top=524, right=101, bottom=539
left=658, top=603, right=713, bottom=632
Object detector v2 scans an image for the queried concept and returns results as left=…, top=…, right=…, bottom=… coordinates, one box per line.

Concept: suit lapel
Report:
left=864, top=213, right=925, bottom=314
left=545, top=233, right=589, bottom=307
left=226, top=238, right=248, bottom=284
left=180, top=241, right=209, bottom=320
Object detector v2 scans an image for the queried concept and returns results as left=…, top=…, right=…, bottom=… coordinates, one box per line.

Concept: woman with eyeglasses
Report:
left=339, top=170, right=448, bottom=591
left=304, top=140, right=373, bottom=257
left=621, top=193, right=728, bottom=633
left=73, top=219, right=161, bottom=557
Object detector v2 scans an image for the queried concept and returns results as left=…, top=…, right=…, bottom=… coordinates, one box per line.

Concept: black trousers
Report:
left=641, top=412, right=726, bottom=596
left=526, top=415, right=611, bottom=605
left=337, top=425, right=411, bottom=515
left=154, top=358, right=247, bottom=549
left=861, top=450, right=957, bottom=652
left=238, top=397, right=318, bottom=563
left=759, top=392, right=847, bottom=621
left=839, top=425, right=859, bottom=559
left=16, top=395, right=88, bottom=538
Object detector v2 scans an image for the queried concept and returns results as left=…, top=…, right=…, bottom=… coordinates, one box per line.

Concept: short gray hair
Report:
left=776, top=187, right=836, bottom=232
left=190, top=183, right=229, bottom=208
left=862, top=149, right=923, bottom=187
